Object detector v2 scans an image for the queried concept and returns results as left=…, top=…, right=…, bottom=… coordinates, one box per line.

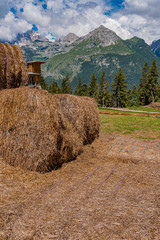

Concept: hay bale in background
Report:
left=0, top=87, right=100, bottom=173
left=144, top=102, right=160, bottom=109
left=0, top=43, right=28, bottom=90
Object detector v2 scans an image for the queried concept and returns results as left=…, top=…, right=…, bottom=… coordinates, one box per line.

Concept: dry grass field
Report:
left=1, top=133, right=160, bottom=240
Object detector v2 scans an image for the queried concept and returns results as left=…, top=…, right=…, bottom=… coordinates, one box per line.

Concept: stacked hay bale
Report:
left=145, top=102, right=160, bottom=109
left=0, top=87, right=100, bottom=173
left=0, top=42, right=28, bottom=90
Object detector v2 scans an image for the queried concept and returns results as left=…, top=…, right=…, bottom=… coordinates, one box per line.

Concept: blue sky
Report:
left=0, top=0, right=160, bottom=44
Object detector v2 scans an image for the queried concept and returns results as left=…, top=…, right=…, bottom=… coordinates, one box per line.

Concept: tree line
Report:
left=41, top=59, right=160, bottom=107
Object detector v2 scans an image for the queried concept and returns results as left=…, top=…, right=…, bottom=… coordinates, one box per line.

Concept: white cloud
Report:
left=124, top=0, right=148, bottom=9
left=43, top=2, right=130, bottom=40
left=112, top=0, right=160, bottom=43
left=0, top=12, right=32, bottom=41
left=103, top=18, right=132, bottom=40
left=47, top=0, right=65, bottom=11
left=119, top=15, right=147, bottom=29
left=0, top=0, right=160, bottom=44
left=23, top=3, right=50, bottom=28
left=44, top=32, right=55, bottom=42
left=123, top=0, right=160, bottom=19
left=0, top=0, right=9, bottom=18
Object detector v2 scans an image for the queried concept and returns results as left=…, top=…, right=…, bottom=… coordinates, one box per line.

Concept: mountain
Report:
left=82, top=25, right=120, bottom=47
left=8, top=25, right=159, bottom=89
left=9, top=30, right=49, bottom=47
left=0, top=30, right=78, bottom=61
left=59, top=33, right=79, bottom=44
left=42, top=26, right=160, bottom=88
left=21, top=41, right=69, bottom=62
left=21, top=26, right=120, bottom=63
left=19, top=31, right=80, bottom=62
left=0, top=30, right=49, bottom=48
left=151, top=39, right=160, bottom=57
left=21, top=37, right=78, bottom=62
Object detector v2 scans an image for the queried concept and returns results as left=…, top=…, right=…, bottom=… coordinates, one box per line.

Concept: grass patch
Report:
left=100, top=114, right=160, bottom=139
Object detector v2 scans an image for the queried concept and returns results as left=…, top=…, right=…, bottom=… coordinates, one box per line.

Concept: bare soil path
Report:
left=1, top=133, right=160, bottom=240
left=106, top=107, right=160, bottom=115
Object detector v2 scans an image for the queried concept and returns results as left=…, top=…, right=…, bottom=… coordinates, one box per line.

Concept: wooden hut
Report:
left=27, top=61, right=46, bottom=88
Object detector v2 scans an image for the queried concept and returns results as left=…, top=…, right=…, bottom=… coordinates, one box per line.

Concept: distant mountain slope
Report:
left=151, top=39, right=160, bottom=57
left=42, top=26, right=160, bottom=88
left=0, top=29, right=77, bottom=62
left=21, top=41, right=71, bottom=62
left=82, top=25, right=120, bottom=47
left=21, top=32, right=79, bottom=62
left=6, top=26, right=159, bottom=89
left=0, top=30, right=49, bottom=47
left=59, top=33, right=79, bottom=44
left=16, top=30, right=49, bottom=46
left=21, top=26, right=121, bottom=62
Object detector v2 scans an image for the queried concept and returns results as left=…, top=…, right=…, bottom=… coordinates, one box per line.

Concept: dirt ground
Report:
left=0, top=133, right=160, bottom=240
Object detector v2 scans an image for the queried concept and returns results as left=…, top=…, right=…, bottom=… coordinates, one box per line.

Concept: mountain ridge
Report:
left=82, top=25, right=120, bottom=47
left=59, top=33, right=79, bottom=44
left=1, top=25, right=159, bottom=89
left=151, top=39, right=160, bottom=57
left=42, top=27, right=160, bottom=89
left=1, top=30, right=49, bottom=47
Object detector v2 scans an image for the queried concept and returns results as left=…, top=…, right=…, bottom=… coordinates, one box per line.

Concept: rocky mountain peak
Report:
left=98, top=25, right=108, bottom=30
left=59, top=33, right=79, bottom=44
left=28, top=30, right=49, bottom=42
left=15, top=30, right=49, bottom=47
left=83, top=25, right=120, bottom=47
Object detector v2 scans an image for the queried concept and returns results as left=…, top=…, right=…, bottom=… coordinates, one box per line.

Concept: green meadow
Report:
left=100, top=108, right=160, bottom=139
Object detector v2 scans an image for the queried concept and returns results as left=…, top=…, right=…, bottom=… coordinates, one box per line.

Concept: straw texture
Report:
left=1, top=134, right=159, bottom=240
left=0, top=87, right=100, bottom=173
left=0, top=42, right=28, bottom=90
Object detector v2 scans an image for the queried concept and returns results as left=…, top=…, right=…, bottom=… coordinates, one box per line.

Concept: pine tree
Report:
left=158, top=84, right=160, bottom=101
left=104, top=81, right=112, bottom=107
left=98, top=71, right=111, bottom=107
left=137, top=62, right=149, bottom=105
left=74, top=77, right=89, bottom=96
left=111, top=68, right=128, bottom=108
left=74, top=77, right=82, bottom=96
left=147, top=59, right=159, bottom=103
left=126, top=86, right=137, bottom=107
left=79, top=84, right=88, bottom=96
left=88, top=73, right=98, bottom=101
left=131, top=84, right=137, bottom=105
left=61, top=74, right=72, bottom=94
left=98, top=71, right=106, bottom=107
left=41, top=76, right=48, bottom=90
left=127, top=89, right=132, bottom=106
left=49, top=80, right=61, bottom=94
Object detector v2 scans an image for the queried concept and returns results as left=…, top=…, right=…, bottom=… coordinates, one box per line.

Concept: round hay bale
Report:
left=11, top=44, right=29, bottom=87
left=0, top=42, right=7, bottom=89
left=3, top=43, right=16, bottom=89
left=0, top=42, right=28, bottom=90
left=57, top=94, right=100, bottom=145
left=0, top=87, right=100, bottom=173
